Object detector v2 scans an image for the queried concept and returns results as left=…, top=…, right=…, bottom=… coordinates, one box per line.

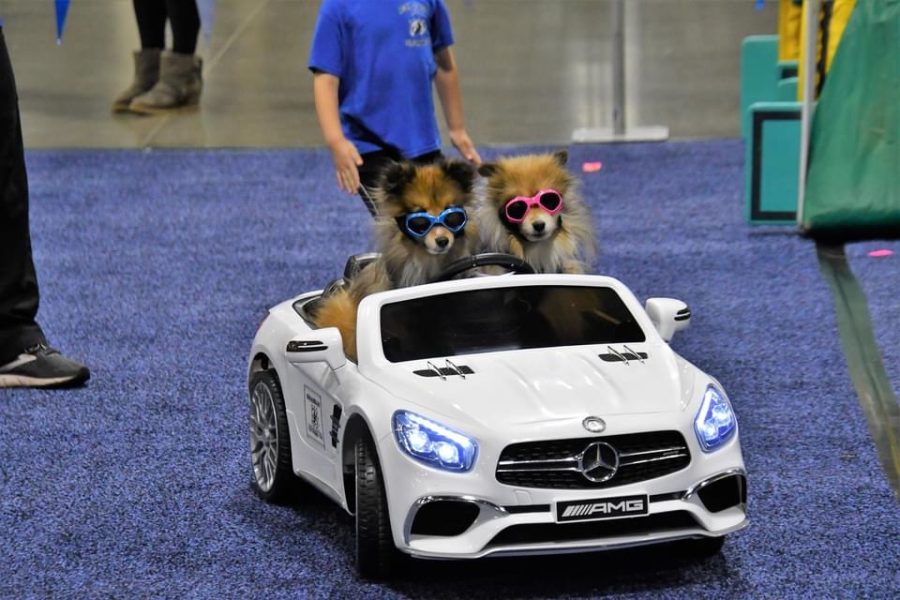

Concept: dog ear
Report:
left=477, top=162, right=499, bottom=178
left=552, top=149, right=569, bottom=166
left=378, top=161, right=417, bottom=197
left=440, top=159, right=476, bottom=194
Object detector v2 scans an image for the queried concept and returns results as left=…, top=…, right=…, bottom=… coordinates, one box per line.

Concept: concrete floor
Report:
left=3, top=0, right=777, bottom=149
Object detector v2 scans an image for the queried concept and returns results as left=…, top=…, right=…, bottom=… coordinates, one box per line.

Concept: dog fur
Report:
left=475, top=150, right=596, bottom=274
left=312, top=159, right=479, bottom=360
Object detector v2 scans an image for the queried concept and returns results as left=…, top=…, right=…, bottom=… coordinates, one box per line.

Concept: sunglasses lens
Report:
left=539, top=191, right=562, bottom=211
left=442, top=211, right=466, bottom=230
left=406, top=216, right=432, bottom=235
left=505, top=200, right=529, bottom=221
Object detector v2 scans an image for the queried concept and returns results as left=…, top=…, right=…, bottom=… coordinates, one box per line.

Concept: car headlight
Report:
left=693, top=385, right=737, bottom=452
left=392, top=410, right=477, bottom=472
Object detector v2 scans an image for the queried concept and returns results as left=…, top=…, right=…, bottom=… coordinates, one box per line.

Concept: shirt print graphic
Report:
left=400, top=1, right=430, bottom=47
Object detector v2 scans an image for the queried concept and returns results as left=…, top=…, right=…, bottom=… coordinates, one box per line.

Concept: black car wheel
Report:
left=249, top=370, right=296, bottom=503
left=355, top=433, right=399, bottom=579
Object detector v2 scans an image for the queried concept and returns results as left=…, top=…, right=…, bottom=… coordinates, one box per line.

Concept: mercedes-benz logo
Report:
left=578, top=441, right=619, bottom=482
left=583, top=417, right=606, bottom=433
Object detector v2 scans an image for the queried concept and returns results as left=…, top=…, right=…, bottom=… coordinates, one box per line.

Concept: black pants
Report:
left=0, top=29, right=45, bottom=365
left=357, top=149, right=442, bottom=217
left=134, top=0, right=201, bottom=55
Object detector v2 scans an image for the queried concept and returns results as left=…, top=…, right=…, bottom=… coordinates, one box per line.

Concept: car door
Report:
left=282, top=360, right=343, bottom=492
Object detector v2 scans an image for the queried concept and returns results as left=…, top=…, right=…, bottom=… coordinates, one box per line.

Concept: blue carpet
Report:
left=1, top=142, right=897, bottom=598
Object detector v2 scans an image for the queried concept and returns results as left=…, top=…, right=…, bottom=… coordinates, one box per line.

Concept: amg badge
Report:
left=557, top=494, right=648, bottom=522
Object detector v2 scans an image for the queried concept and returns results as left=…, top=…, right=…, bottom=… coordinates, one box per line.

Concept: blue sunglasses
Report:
left=396, top=207, right=468, bottom=239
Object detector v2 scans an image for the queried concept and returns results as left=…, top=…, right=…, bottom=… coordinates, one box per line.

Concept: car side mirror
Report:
left=285, top=328, right=346, bottom=370
left=644, top=298, right=691, bottom=343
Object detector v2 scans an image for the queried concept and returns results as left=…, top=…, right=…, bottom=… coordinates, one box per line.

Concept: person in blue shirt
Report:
left=0, top=21, right=90, bottom=388
left=309, top=0, right=481, bottom=216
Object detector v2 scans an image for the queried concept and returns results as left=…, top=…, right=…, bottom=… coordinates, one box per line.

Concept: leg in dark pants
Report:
left=165, top=0, right=201, bottom=55
left=0, top=29, right=89, bottom=387
left=356, top=150, right=443, bottom=216
left=134, top=0, right=201, bottom=54
left=132, top=0, right=168, bottom=49
left=0, top=29, right=45, bottom=366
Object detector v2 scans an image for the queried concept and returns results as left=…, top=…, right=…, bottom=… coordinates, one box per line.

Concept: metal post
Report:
left=611, top=0, right=626, bottom=136
left=573, top=0, right=668, bottom=143
left=796, top=0, right=819, bottom=225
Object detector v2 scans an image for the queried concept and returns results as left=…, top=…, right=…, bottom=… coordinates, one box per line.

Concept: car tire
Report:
left=249, top=370, right=297, bottom=503
left=355, top=433, right=398, bottom=579
left=681, top=535, right=725, bottom=558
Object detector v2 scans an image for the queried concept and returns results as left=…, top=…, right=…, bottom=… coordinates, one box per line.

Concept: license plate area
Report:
left=556, top=494, right=649, bottom=522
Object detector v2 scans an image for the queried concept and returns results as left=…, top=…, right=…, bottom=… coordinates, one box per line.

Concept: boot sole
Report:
left=128, top=100, right=201, bottom=116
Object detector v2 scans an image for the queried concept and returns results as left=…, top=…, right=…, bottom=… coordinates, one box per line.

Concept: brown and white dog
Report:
left=312, top=159, right=478, bottom=360
left=475, top=150, right=596, bottom=274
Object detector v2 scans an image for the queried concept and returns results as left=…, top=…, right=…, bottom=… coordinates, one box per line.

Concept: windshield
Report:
left=380, top=285, right=645, bottom=362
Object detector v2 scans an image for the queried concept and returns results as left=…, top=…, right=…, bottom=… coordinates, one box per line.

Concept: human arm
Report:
left=313, top=71, right=363, bottom=194
left=433, top=46, right=481, bottom=165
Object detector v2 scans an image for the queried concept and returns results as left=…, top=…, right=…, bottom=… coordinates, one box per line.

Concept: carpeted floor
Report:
left=1, top=142, right=897, bottom=598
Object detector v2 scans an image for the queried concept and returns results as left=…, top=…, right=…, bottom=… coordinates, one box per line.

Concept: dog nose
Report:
left=435, top=236, right=449, bottom=248
left=532, top=221, right=545, bottom=233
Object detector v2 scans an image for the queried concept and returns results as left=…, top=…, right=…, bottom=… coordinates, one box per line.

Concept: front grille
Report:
left=496, top=431, right=690, bottom=489
left=486, top=511, right=698, bottom=548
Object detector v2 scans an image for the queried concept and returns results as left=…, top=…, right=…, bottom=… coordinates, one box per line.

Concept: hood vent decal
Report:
left=414, top=359, right=474, bottom=379
left=599, top=346, right=648, bottom=364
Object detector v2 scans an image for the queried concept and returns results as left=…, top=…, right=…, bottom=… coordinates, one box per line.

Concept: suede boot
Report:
left=129, top=51, right=202, bottom=114
left=111, top=49, right=161, bottom=113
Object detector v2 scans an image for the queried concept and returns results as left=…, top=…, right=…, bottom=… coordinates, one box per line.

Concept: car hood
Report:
left=368, top=346, right=693, bottom=430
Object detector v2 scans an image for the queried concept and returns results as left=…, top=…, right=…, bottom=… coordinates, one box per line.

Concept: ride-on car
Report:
left=247, top=254, right=747, bottom=579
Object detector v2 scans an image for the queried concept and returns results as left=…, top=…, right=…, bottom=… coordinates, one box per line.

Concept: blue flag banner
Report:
left=197, top=0, right=216, bottom=42
left=55, top=0, right=70, bottom=44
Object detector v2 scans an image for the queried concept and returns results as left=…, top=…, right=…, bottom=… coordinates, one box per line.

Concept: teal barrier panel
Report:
left=740, top=35, right=780, bottom=139
left=744, top=101, right=801, bottom=224
left=776, top=77, right=798, bottom=101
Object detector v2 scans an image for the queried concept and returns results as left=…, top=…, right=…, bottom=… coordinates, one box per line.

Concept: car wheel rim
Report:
left=250, top=381, right=278, bottom=492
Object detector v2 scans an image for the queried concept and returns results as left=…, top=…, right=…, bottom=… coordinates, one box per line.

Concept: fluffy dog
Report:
left=312, top=159, right=478, bottom=360
left=475, top=150, right=596, bottom=274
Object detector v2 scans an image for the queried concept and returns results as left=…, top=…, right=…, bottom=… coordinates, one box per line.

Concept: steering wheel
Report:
left=430, top=252, right=535, bottom=283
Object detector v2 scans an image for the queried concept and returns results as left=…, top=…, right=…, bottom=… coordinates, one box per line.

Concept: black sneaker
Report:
left=0, top=344, right=90, bottom=388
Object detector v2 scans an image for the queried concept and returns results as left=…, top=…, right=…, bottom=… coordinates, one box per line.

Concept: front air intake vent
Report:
left=411, top=501, right=480, bottom=536
left=697, top=474, right=747, bottom=513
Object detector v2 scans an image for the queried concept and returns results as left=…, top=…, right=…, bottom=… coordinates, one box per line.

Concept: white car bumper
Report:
left=376, top=428, right=747, bottom=559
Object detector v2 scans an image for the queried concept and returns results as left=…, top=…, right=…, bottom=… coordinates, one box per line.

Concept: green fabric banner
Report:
left=801, top=0, right=900, bottom=241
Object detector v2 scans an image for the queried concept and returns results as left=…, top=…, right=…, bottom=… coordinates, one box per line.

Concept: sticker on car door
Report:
left=304, top=386, right=325, bottom=448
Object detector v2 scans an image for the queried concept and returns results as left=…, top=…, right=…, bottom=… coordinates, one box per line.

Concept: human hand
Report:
left=329, top=138, right=363, bottom=194
left=449, top=129, right=481, bottom=165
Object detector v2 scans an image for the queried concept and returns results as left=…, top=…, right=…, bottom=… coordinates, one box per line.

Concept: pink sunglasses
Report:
left=503, top=189, right=564, bottom=223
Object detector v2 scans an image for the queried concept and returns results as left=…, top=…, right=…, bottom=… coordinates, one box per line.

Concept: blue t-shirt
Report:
left=309, top=0, right=454, bottom=159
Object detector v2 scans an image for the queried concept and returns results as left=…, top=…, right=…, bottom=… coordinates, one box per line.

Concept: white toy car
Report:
left=247, top=254, right=747, bottom=579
